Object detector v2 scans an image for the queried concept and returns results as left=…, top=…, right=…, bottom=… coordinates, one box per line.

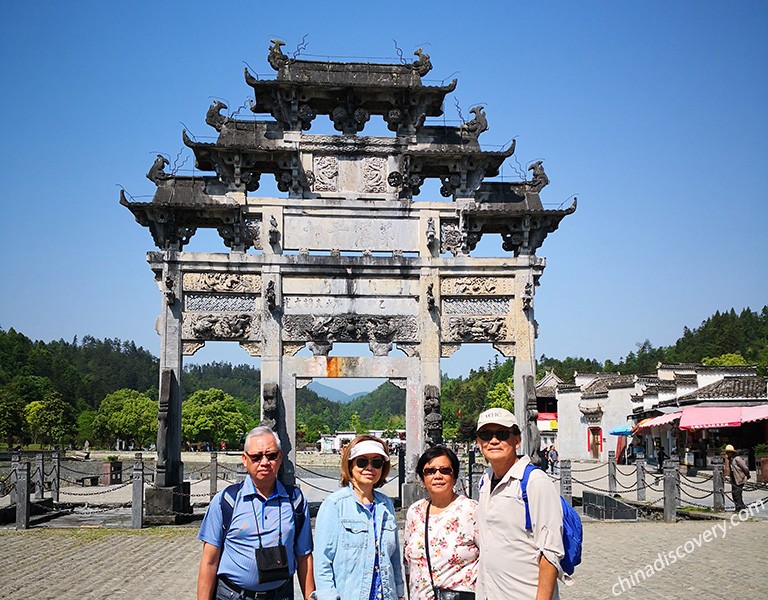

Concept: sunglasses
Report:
left=354, top=457, right=386, bottom=470
left=477, top=429, right=513, bottom=442
left=244, top=451, right=280, bottom=463
left=423, top=467, right=453, bottom=476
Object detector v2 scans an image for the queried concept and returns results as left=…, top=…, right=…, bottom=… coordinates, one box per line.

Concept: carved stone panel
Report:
left=183, top=273, right=262, bottom=294
left=362, top=157, right=386, bottom=193
left=185, top=294, right=258, bottom=312
left=183, top=313, right=261, bottom=341
left=447, top=316, right=506, bottom=342
left=282, top=314, right=419, bottom=343
left=313, top=156, right=338, bottom=192
left=443, top=298, right=512, bottom=315
left=440, top=276, right=514, bottom=296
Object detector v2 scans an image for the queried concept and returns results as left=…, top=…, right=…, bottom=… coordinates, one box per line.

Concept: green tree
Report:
left=76, top=409, right=96, bottom=447
left=93, top=389, right=157, bottom=448
left=485, top=378, right=514, bottom=412
left=25, top=391, right=76, bottom=448
left=0, top=385, right=27, bottom=446
left=701, top=353, right=748, bottom=366
left=182, top=388, right=249, bottom=447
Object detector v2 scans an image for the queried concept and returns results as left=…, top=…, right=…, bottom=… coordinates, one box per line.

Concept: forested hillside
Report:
left=1, top=305, right=765, bottom=448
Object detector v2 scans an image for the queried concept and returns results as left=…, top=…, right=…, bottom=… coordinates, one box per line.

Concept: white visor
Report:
left=349, top=440, right=389, bottom=460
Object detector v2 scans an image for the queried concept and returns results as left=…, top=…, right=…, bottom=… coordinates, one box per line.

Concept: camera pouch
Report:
left=255, top=544, right=290, bottom=583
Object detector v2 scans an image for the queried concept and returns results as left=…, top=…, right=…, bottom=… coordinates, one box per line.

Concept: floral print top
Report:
left=403, top=494, right=479, bottom=599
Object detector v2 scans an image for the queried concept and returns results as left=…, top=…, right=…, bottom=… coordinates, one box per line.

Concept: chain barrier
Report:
left=614, top=464, right=635, bottom=477
left=614, top=478, right=638, bottom=491
left=58, top=481, right=133, bottom=496
left=44, top=467, right=56, bottom=478
left=217, top=463, right=242, bottom=474
left=296, top=464, right=339, bottom=480
left=571, top=474, right=607, bottom=485
left=0, top=472, right=11, bottom=485
left=60, top=464, right=101, bottom=476
left=678, top=482, right=714, bottom=500
left=295, top=475, right=336, bottom=494
left=184, top=464, right=210, bottom=476
left=0, top=482, right=15, bottom=497
left=570, top=463, right=606, bottom=473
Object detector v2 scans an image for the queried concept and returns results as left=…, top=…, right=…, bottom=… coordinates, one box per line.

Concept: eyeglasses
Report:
left=354, top=457, right=386, bottom=470
left=477, top=429, right=513, bottom=442
left=423, top=467, right=453, bottom=476
left=244, top=451, right=280, bottom=463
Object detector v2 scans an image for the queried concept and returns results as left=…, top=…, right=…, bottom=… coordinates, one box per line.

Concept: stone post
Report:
left=236, top=463, right=247, bottom=484
left=560, top=459, right=572, bottom=506
left=467, top=449, right=476, bottom=500
left=711, top=456, right=725, bottom=512
left=262, top=264, right=292, bottom=485
left=608, top=450, right=617, bottom=495
left=663, top=459, right=677, bottom=523
left=10, top=452, right=20, bottom=506
left=210, top=452, right=218, bottom=501
left=155, top=252, right=184, bottom=489
left=16, top=461, right=30, bottom=530
left=132, top=453, right=144, bottom=529
left=34, top=453, right=44, bottom=500
left=51, top=451, right=60, bottom=503
left=635, top=459, right=646, bottom=502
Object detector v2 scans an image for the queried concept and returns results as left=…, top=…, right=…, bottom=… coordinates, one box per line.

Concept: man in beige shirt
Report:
left=475, top=408, right=564, bottom=600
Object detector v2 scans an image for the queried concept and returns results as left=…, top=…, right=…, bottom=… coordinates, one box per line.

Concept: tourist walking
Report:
left=403, top=446, right=479, bottom=600
left=475, top=408, right=564, bottom=600
left=548, top=445, right=559, bottom=474
left=196, top=426, right=315, bottom=600
left=725, top=444, right=750, bottom=511
left=314, top=435, right=405, bottom=600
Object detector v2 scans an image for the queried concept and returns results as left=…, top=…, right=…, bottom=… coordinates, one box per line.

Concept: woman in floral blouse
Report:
left=403, top=446, right=479, bottom=600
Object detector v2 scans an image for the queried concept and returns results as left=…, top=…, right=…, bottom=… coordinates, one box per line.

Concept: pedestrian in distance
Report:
left=196, top=426, right=315, bottom=600
left=403, top=445, right=479, bottom=600
left=724, top=444, right=750, bottom=511
left=475, top=408, right=565, bottom=600
left=313, top=435, right=405, bottom=600
left=548, top=445, right=558, bottom=475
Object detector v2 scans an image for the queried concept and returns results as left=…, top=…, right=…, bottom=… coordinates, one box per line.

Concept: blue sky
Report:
left=1, top=2, right=766, bottom=394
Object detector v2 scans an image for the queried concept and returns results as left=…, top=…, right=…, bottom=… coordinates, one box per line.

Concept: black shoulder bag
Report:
left=251, top=497, right=290, bottom=583
left=424, top=501, right=475, bottom=600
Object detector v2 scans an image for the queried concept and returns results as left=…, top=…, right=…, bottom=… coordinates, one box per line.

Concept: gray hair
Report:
left=244, top=426, right=281, bottom=451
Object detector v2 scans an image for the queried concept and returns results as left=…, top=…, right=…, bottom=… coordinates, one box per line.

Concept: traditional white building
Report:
left=556, top=364, right=767, bottom=466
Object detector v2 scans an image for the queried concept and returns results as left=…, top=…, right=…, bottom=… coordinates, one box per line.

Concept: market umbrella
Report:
left=609, top=425, right=633, bottom=436
left=609, top=425, right=633, bottom=463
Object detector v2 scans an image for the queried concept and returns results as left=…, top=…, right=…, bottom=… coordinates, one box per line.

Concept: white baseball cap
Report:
left=477, top=407, right=518, bottom=430
left=349, top=440, right=389, bottom=460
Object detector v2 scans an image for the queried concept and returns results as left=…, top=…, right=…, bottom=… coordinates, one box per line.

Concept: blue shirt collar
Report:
left=242, top=476, right=289, bottom=501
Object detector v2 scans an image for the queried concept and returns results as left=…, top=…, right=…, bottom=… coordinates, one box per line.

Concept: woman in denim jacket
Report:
left=314, top=435, right=405, bottom=600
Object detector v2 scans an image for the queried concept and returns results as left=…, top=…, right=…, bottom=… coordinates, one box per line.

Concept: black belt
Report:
left=217, top=574, right=289, bottom=599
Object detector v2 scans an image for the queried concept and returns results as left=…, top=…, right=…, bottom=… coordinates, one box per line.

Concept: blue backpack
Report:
left=521, top=464, right=582, bottom=576
left=219, top=481, right=306, bottom=541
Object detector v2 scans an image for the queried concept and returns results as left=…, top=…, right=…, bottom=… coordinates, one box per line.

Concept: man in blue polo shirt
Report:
left=197, top=426, right=315, bottom=600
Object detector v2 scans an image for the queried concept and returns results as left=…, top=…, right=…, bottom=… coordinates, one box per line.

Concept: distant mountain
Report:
left=307, top=381, right=354, bottom=403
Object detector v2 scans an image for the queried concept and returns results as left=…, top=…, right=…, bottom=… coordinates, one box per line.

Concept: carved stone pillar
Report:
left=262, top=266, right=292, bottom=483
left=155, top=254, right=184, bottom=488
left=513, top=264, right=538, bottom=456
left=147, top=252, right=191, bottom=523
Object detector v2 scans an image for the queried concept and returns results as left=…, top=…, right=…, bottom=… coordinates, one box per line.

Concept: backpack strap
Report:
left=284, top=483, right=306, bottom=534
left=220, top=481, right=244, bottom=539
left=520, top=463, right=538, bottom=532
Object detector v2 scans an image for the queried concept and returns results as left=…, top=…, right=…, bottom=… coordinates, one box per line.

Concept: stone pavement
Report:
left=2, top=514, right=767, bottom=599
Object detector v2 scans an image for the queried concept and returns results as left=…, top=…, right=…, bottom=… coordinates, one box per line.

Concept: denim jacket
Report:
left=314, top=485, right=404, bottom=600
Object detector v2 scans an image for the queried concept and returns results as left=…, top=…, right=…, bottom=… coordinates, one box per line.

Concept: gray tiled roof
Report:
left=675, top=376, right=768, bottom=405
